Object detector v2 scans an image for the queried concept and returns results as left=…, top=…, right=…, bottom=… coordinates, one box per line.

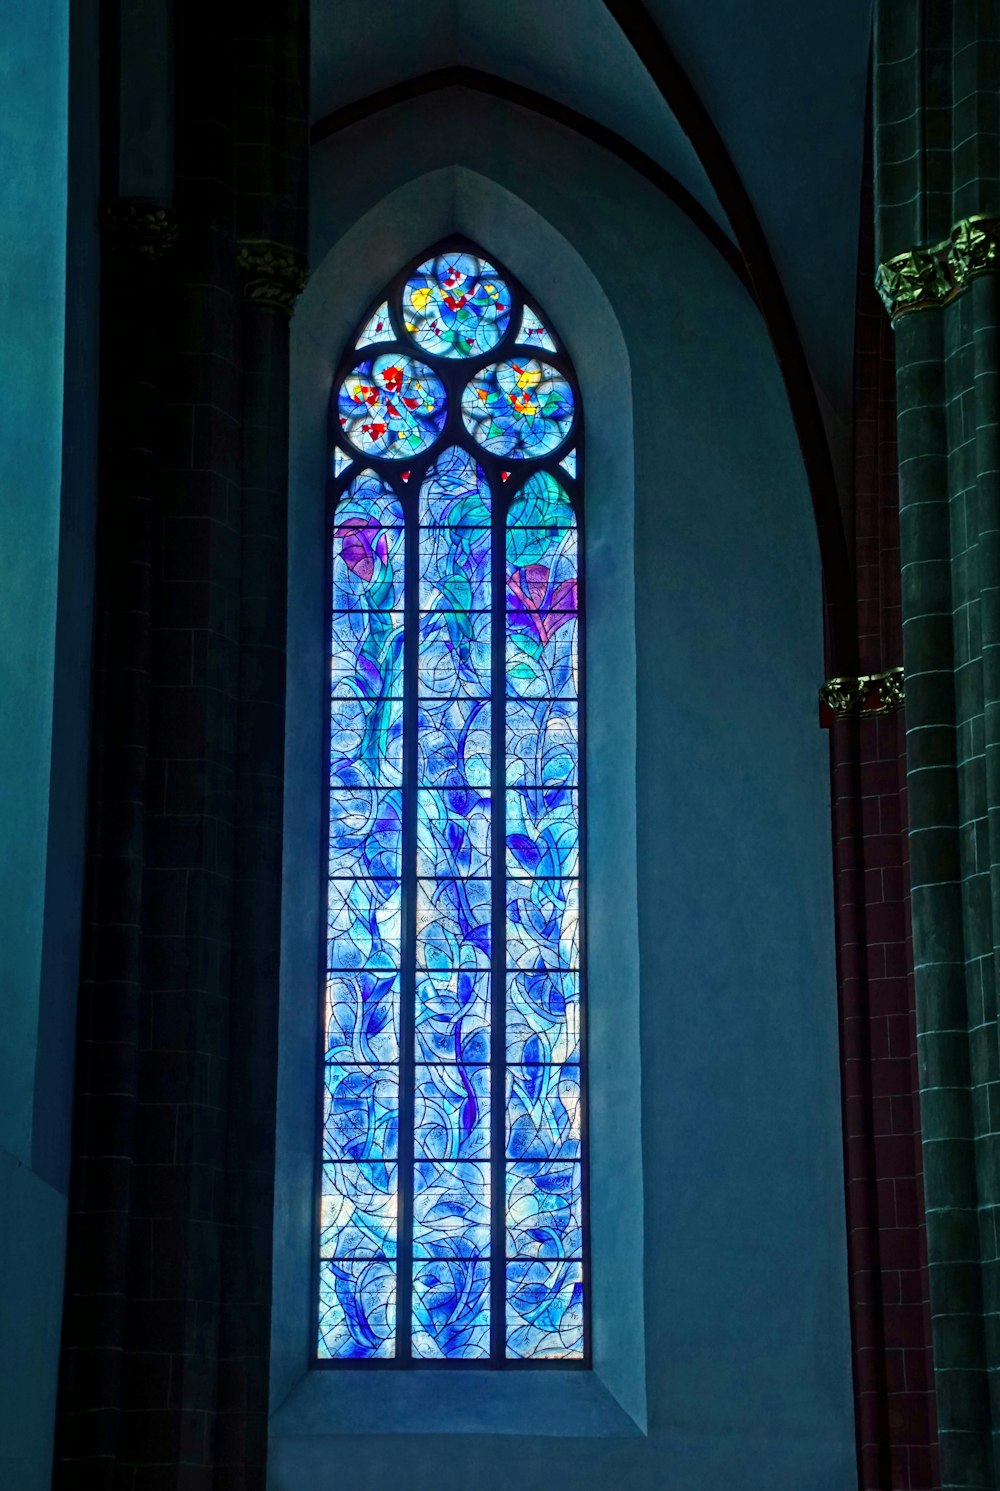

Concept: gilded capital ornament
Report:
left=102, top=199, right=178, bottom=259
left=876, top=216, right=1000, bottom=320
left=237, top=240, right=309, bottom=315
left=819, top=667, right=904, bottom=725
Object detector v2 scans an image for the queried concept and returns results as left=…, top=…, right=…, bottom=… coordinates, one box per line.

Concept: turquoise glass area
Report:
left=403, top=251, right=511, bottom=359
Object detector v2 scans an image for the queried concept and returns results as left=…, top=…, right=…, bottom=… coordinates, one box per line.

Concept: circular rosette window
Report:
left=402, top=251, right=511, bottom=359
left=461, top=360, right=574, bottom=458
left=338, top=354, right=447, bottom=459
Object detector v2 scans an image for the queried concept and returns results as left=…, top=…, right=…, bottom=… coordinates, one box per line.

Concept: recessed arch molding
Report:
left=310, top=50, right=855, bottom=673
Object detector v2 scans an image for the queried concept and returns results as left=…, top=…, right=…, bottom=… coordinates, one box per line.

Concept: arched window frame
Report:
left=316, top=238, right=590, bottom=1367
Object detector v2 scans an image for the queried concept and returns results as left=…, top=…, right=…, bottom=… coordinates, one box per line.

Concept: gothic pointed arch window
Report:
left=319, top=243, right=586, bottom=1364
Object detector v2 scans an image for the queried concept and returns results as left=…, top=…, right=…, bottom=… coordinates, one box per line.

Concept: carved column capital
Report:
left=102, top=199, right=178, bottom=259
left=819, top=667, right=904, bottom=726
left=876, top=216, right=1000, bottom=320
left=236, top=240, right=309, bottom=315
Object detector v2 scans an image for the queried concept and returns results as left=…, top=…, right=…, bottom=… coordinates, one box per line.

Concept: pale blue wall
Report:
left=271, top=93, right=854, bottom=1491
left=0, top=2, right=98, bottom=1485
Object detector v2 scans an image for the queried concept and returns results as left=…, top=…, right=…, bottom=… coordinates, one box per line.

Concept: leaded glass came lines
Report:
left=319, top=243, right=586, bottom=1364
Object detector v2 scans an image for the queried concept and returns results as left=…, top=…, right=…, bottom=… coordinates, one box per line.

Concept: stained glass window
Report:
left=319, top=244, right=586, bottom=1365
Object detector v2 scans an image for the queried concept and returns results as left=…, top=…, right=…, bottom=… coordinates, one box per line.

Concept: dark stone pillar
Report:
left=874, top=3, right=1000, bottom=1484
left=826, top=155, right=939, bottom=1491
left=54, top=3, right=308, bottom=1486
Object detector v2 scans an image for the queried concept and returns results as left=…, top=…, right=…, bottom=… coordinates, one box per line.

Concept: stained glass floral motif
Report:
left=339, top=355, right=447, bottom=458
left=331, top=695, right=403, bottom=788
left=420, top=445, right=491, bottom=527
left=413, top=1161, right=491, bottom=1256
left=324, top=1063, right=400, bottom=1161
left=414, top=1065, right=490, bottom=1159
left=506, top=970, right=580, bottom=1066
left=327, top=971, right=400, bottom=1065
left=506, top=1161, right=582, bottom=1258
left=327, top=878, right=402, bottom=970
left=322, top=244, right=584, bottom=1363
left=516, top=304, right=557, bottom=352
left=416, top=971, right=490, bottom=1063
left=417, top=699, right=491, bottom=788
left=506, top=1260, right=583, bottom=1359
left=461, top=361, right=574, bottom=458
left=413, top=1259, right=490, bottom=1358
left=321, top=1162, right=398, bottom=1257
left=404, top=252, right=511, bottom=358
left=318, top=1258, right=396, bottom=1359
left=506, top=700, right=577, bottom=788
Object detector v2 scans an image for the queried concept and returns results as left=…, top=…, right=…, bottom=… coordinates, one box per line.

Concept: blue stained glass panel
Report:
left=413, top=1258, right=491, bottom=1358
left=516, top=304, right=557, bottom=352
left=506, top=526, right=577, bottom=592
left=415, top=971, right=490, bottom=1064
left=507, top=472, right=574, bottom=528
left=417, top=877, right=492, bottom=971
left=403, top=253, right=510, bottom=359
left=461, top=361, right=574, bottom=458
left=324, top=1063, right=399, bottom=1161
left=355, top=301, right=393, bottom=349
left=417, top=699, right=490, bottom=788
left=506, top=788, right=578, bottom=878
left=418, top=611, right=491, bottom=697
left=506, top=1065, right=581, bottom=1161
left=414, top=1064, right=490, bottom=1160
left=506, top=1259, right=583, bottom=1359
left=318, top=1258, right=395, bottom=1359
left=327, top=878, right=401, bottom=970
left=506, top=1161, right=582, bottom=1259
left=327, top=971, right=399, bottom=1065
left=338, top=354, right=447, bottom=459
left=506, top=970, right=580, bottom=1066
left=506, top=699, right=577, bottom=787
left=320, top=1161, right=398, bottom=1257
left=506, top=613, right=577, bottom=700
left=323, top=250, right=586, bottom=1362
left=420, top=525, right=491, bottom=611
left=506, top=876, right=579, bottom=970
left=334, top=516, right=404, bottom=610
left=330, top=788, right=402, bottom=878
left=419, top=445, right=491, bottom=526
left=332, top=610, right=404, bottom=699
left=331, top=695, right=403, bottom=789
left=335, top=474, right=405, bottom=530
left=412, top=1161, right=491, bottom=1257
left=417, top=788, right=491, bottom=878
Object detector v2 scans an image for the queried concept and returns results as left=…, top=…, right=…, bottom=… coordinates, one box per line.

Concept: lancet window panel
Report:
left=318, top=243, right=588, bottom=1366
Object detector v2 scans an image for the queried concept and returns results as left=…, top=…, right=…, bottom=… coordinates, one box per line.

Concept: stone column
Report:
left=54, top=3, right=308, bottom=1485
left=874, top=4, right=1000, bottom=1485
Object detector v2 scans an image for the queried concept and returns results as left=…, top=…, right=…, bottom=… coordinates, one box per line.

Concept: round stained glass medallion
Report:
left=338, top=355, right=447, bottom=459
left=403, top=252, right=511, bottom=359
left=461, top=360, right=574, bottom=458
